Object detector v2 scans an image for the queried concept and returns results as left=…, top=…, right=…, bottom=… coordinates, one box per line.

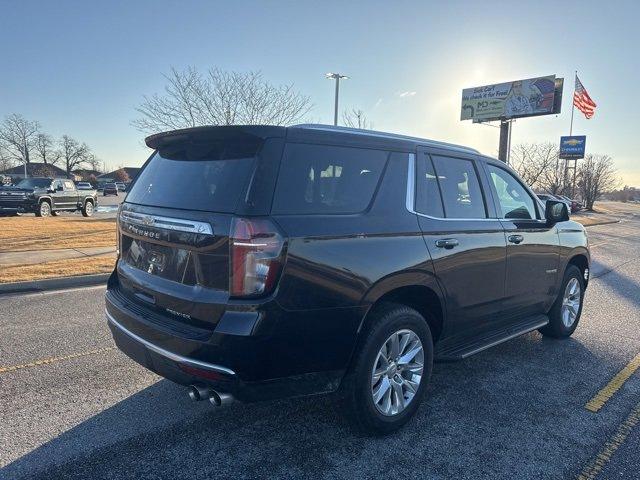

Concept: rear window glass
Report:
left=272, top=143, right=387, bottom=214
left=431, top=156, right=487, bottom=219
left=126, top=143, right=257, bottom=213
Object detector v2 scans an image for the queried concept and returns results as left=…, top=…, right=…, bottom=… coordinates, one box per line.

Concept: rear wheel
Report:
left=539, top=265, right=585, bottom=338
left=35, top=201, right=51, bottom=217
left=341, top=303, right=433, bottom=435
left=82, top=200, right=94, bottom=217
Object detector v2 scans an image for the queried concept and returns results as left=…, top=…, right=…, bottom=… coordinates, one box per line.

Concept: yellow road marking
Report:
left=0, top=346, right=115, bottom=374
left=576, top=400, right=640, bottom=479
left=585, top=353, right=640, bottom=413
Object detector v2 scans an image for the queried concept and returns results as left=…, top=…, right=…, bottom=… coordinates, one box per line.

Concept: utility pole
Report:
left=498, top=120, right=511, bottom=162
left=326, top=73, right=348, bottom=126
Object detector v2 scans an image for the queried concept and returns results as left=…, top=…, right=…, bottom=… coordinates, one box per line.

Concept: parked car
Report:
left=106, top=125, right=589, bottom=435
left=103, top=183, right=119, bottom=196
left=76, top=182, right=94, bottom=190
left=537, top=193, right=573, bottom=216
left=115, top=182, right=126, bottom=191
left=557, top=194, right=582, bottom=213
left=0, top=177, right=97, bottom=217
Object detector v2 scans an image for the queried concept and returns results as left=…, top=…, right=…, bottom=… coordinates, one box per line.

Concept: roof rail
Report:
left=291, top=124, right=479, bottom=154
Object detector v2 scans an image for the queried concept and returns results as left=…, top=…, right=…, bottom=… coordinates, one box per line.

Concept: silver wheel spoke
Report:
left=373, top=377, right=391, bottom=403
left=392, top=381, right=404, bottom=412
left=399, top=344, right=422, bottom=365
left=389, top=333, right=400, bottom=359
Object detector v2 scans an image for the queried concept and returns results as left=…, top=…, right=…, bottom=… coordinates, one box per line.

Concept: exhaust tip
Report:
left=187, top=385, right=201, bottom=401
left=188, top=385, right=234, bottom=406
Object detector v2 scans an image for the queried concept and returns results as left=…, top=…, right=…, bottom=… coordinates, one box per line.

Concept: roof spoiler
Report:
left=144, top=125, right=286, bottom=149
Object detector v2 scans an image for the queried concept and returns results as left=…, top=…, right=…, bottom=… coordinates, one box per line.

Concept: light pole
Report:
left=326, top=73, right=348, bottom=126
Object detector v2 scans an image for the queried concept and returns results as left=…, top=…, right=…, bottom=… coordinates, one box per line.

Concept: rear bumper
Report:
left=105, top=281, right=361, bottom=402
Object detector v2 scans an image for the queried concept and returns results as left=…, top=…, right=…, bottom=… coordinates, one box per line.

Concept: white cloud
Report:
left=398, top=91, right=417, bottom=98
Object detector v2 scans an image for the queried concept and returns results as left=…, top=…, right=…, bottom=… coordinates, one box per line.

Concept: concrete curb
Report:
left=0, top=273, right=110, bottom=295
left=579, top=219, right=621, bottom=228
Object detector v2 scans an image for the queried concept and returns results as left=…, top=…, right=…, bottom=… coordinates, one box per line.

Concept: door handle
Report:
left=508, top=234, right=524, bottom=244
left=435, top=238, right=459, bottom=249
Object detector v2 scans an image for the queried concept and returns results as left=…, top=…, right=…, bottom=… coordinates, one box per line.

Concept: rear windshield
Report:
left=126, top=141, right=258, bottom=213
left=272, top=143, right=387, bottom=214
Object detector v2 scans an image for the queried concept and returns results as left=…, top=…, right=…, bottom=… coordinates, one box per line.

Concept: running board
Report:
left=435, top=314, right=549, bottom=361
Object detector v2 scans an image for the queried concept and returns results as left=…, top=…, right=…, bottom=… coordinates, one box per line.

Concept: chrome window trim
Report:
left=106, top=310, right=236, bottom=376
left=119, top=210, right=213, bottom=235
left=406, top=153, right=501, bottom=222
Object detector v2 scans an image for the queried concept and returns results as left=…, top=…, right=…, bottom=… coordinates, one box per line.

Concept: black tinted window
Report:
left=272, top=143, right=387, bottom=214
left=431, top=156, right=486, bottom=219
left=415, top=153, right=444, bottom=217
left=126, top=151, right=255, bottom=213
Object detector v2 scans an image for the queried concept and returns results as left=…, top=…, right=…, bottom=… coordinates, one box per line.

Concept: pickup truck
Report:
left=0, top=177, right=98, bottom=217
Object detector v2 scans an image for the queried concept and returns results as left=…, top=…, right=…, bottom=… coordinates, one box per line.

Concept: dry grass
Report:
left=0, top=216, right=116, bottom=252
left=0, top=255, right=115, bottom=284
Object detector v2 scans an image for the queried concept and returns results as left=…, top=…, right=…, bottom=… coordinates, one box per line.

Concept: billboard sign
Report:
left=461, top=75, right=558, bottom=122
left=559, top=135, right=587, bottom=160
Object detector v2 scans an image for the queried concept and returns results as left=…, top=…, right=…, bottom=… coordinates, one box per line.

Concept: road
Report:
left=1, top=209, right=639, bottom=479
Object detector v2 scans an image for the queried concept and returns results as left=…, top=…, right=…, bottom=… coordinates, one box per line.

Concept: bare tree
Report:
left=342, top=108, right=374, bottom=129
left=84, top=153, right=102, bottom=172
left=34, top=133, right=61, bottom=165
left=577, top=154, right=620, bottom=210
left=0, top=145, right=14, bottom=172
left=133, top=67, right=313, bottom=133
left=59, top=135, right=90, bottom=174
left=0, top=114, right=40, bottom=164
left=509, top=143, right=558, bottom=189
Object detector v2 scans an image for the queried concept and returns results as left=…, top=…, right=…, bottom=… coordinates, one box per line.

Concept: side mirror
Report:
left=545, top=200, right=569, bottom=224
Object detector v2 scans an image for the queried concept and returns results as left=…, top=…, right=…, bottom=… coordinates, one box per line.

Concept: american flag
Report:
left=573, top=76, right=597, bottom=119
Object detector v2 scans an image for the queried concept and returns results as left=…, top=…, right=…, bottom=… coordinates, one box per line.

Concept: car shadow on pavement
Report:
left=1, top=330, right=609, bottom=480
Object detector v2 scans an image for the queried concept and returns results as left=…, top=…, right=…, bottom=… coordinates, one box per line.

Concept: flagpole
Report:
left=569, top=70, right=578, bottom=197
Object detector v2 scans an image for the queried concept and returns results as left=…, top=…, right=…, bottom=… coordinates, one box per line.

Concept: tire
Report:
left=35, top=200, right=51, bottom=217
left=539, top=265, right=585, bottom=338
left=81, top=200, right=94, bottom=217
left=341, top=302, right=433, bottom=435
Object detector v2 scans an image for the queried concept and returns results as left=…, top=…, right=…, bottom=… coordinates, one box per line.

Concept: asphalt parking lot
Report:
left=1, top=212, right=639, bottom=479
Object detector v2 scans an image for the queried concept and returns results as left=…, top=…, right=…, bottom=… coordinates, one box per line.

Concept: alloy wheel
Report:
left=40, top=202, right=51, bottom=217
left=371, top=329, right=424, bottom=416
left=561, top=277, right=581, bottom=328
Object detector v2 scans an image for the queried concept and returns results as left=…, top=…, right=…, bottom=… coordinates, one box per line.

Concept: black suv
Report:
left=106, top=125, right=589, bottom=434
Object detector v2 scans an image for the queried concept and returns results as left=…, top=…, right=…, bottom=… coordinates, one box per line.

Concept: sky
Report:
left=1, top=0, right=639, bottom=185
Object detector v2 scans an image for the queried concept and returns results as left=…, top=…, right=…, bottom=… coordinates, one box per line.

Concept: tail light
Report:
left=230, top=217, right=285, bottom=298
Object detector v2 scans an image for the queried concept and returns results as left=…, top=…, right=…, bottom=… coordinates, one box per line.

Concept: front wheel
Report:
left=341, top=303, right=433, bottom=435
left=539, top=265, right=585, bottom=338
left=35, top=201, right=51, bottom=217
left=82, top=201, right=94, bottom=217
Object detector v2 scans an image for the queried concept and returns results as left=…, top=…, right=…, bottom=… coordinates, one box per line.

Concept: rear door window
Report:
left=431, top=156, right=487, bottom=219
left=271, top=143, right=387, bottom=214
left=415, top=152, right=445, bottom=217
